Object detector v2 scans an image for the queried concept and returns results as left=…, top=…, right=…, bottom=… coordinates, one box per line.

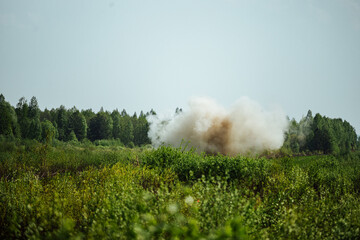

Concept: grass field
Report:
left=1, top=140, right=360, bottom=239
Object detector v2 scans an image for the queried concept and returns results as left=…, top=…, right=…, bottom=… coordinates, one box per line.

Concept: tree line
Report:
left=1, top=93, right=359, bottom=154
left=0, top=94, right=153, bottom=147
left=283, top=110, right=359, bottom=154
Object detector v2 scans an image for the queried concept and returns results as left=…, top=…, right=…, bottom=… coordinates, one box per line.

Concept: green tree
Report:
left=68, top=109, right=87, bottom=141
left=16, top=97, right=31, bottom=138
left=68, top=130, right=78, bottom=142
left=56, top=105, right=68, bottom=141
left=41, top=120, right=56, bottom=143
left=28, top=119, right=42, bottom=141
left=88, top=111, right=113, bottom=141
left=343, top=120, right=357, bottom=151
left=40, top=108, right=52, bottom=122
left=27, top=96, right=42, bottom=141
left=28, top=96, right=40, bottom=119
left=135, top=111, right=151, bottom=146
left=111, top=110, right=122, bottom=140
left=81, top=109, right=95, bottom=137
left=306, top=113, right=356, bottom=154
left=119, top=113, right=133, bottom=145
left=308, top=114, right=332, bottom=153
left=121, top=109, right=128, bottom=117
left=0, top=94, right=19, bottom=137
left=132, top=112, right=139, bottom=145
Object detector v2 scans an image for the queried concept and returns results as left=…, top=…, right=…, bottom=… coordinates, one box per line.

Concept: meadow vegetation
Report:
left=1, top=93, right=360, bottom=238
left=1, top=137, right=360, bottom=239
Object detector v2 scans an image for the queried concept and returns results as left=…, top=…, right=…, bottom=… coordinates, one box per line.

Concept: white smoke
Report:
left=147, top=97, right=288, bottom=155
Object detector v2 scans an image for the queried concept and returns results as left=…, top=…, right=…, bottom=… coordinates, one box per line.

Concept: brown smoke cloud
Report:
left=147, top=97, right=288, bottom=155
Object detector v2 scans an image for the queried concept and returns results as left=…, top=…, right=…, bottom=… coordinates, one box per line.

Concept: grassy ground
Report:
left=1, top=140, right=360, bottom=239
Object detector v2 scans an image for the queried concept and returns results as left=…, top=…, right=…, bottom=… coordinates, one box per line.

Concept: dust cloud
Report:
left=147, top=97, right=288, bottom=155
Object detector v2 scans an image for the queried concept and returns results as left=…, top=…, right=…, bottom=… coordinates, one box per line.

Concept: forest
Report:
left=1, top=94, right=360, bottom=239
left=0, top=94, right=153, bottom=147
left=0, top=94, right=358, bottom=154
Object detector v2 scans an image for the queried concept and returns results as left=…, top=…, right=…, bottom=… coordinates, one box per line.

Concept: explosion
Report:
left=147, top=97, right=288, bottom=155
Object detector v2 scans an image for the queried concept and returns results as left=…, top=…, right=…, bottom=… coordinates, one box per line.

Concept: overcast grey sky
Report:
left=1, top=0, right=359, bottom=133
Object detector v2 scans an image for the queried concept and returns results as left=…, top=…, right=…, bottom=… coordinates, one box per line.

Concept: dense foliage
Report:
left=0, top=139, right=360, bottom=239
left=0, top=94, right=152, bottom=147
left=283, top=110, right=358, bottom=154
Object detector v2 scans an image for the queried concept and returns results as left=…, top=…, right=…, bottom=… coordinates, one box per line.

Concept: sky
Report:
left=1, top=0, right=359, bottom=133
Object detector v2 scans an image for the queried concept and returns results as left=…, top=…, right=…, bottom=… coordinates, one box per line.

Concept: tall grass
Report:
left=0, top=141, right=359, bottom=239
